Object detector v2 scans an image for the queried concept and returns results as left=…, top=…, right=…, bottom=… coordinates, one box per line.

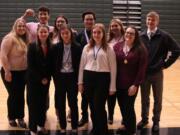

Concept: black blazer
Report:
left=141, top=28, right=180, bottom=74
left=51, top=41, right=82, bottom=81
left=76, top=30, right=90, bottom=48
left=27, top=42, right=52, bottom=83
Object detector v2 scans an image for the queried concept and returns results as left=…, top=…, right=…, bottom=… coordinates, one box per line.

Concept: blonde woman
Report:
left=0, top=18, right=29, bottom=128
left=107, top=18, right=125, bottom=124
left=107, top=18, right=125, bottom=47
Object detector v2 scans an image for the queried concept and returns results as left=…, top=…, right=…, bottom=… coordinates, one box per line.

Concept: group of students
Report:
left=0, top=5, right=180, bottom=135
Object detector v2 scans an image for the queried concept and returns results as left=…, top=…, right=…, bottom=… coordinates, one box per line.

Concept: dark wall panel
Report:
left=141, top=0, right=180, bottom=44
left=0, top=0, right=112, bottom=40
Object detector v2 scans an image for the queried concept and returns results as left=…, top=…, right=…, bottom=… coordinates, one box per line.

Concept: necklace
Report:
left=123, top=44, right=131, bottom=64
left=63, top=46, right=71, bottom=71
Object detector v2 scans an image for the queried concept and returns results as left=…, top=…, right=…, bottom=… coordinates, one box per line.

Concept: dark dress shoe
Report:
left=38, top=127, right=49, bottom=135
left=78, top=118, right=88, bottom=127
left=117, top=125, right=126, bottom=132
left=152, top=123, right=159, bottom=132
left=108, top=119, right=113, bottom=125
left=71, top=132, right=77, bottom=135
left=18, top=119, right=27, bottom=128
left=137, top=120, right=148, bottom=130
left=72, top=129, right=77, bottom=135
left=108, top=116, right=113, bottom=125
left=60, top=129, right=66, bottom=135
left=9, top=120, right=17, bottom=127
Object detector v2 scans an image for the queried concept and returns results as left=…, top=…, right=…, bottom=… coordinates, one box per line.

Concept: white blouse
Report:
left=78, top=44, right=117, bottom=92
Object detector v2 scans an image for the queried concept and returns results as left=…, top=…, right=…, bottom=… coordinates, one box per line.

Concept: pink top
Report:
left=26, top=22, right=54, bottom=42
left=0, top=34, right=28, bottom=72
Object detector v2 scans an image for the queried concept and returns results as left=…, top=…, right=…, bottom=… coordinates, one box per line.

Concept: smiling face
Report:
left=84, top=14, right=95, bottom=30
left=15, top=20, right=26, bottom=36
left=92, top=26, right=104, bottom=45
left=56, top=17, right=67, bottom=30
left=146, top=16, right=159, bottom=31
left=38, top=11, right=50, bottom=24
left=60, top=28, right=71, bottom=44
left=146, top=12, right=159, bottom=31
left=110, top=21, right=122, bottom=36
left=125, top=27, right=136, bottom=45
left=37, top=26, right=49, bottom=42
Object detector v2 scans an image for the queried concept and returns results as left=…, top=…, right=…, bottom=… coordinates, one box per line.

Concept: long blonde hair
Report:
left=107, top=18, right=125, bottom=42
left=10, top=18, right=30, bottom=51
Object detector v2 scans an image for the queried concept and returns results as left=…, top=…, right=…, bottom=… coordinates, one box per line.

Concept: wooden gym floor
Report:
left=0, top=60, right=180, bottom=135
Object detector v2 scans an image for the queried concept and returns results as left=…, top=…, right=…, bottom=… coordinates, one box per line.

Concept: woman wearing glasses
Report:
left=114, top=26, right=148, bottom=135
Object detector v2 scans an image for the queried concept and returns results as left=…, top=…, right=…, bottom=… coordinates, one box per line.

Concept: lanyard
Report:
left=93, top=46, right=101, bottom=60
left=63, top=47, right=71, bottom=63
left=84, top=29, right=90, bottom=43
left=123, top=44, right=131, bottom=56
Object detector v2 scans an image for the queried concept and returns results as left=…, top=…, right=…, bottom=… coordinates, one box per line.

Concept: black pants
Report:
left=1, top=69, right=26, bottom=120
left=83, top=70, right=110, bottom=135
left=80, top=92, right=89, bottom=120
left=117, top=89, right=137, bottom=134
left=54, top=72, right=78, bottom=129
left=27, top=80, right=50, bottom=133
left=54, top=76, right=71, bottom=111
left=107, top=93, right=117, bottom=119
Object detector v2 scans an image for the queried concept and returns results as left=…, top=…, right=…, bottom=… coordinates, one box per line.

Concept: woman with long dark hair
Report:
left=114, top=26, right=148, bottom=135
left=50, top=15, right=77, bottom=45
left=51, top=24, right=81, bottom=134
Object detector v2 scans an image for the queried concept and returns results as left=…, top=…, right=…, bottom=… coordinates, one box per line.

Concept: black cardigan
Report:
left=51, top=41, right=82, bottom=81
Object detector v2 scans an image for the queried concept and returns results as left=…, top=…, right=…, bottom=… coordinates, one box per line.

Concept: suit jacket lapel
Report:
left=57, top=44, right=64, bottom=70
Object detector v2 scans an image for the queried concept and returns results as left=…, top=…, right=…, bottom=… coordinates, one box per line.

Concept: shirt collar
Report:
left=37, top=22, right=49, bottom=27
left=63, top=44, right=71, bottom=49
left=147, top=27, right=157, bottom=35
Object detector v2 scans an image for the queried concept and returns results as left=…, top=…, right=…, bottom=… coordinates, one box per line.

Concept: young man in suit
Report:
left=137, top=11, right=180, bottom=132
left=76, top=11, right=96, bottom=127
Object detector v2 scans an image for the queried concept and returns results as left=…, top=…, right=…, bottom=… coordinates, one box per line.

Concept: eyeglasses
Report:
left=125, top=31, right=135, bottom=36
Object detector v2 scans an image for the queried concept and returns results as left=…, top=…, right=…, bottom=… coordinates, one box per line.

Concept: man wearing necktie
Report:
left=137, top=11, right=180, bottom=132
left=149, top=32, right=154, bottom=40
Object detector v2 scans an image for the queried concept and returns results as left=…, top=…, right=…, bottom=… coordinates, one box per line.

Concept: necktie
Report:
left=149, top=32, right=154, bottom=40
